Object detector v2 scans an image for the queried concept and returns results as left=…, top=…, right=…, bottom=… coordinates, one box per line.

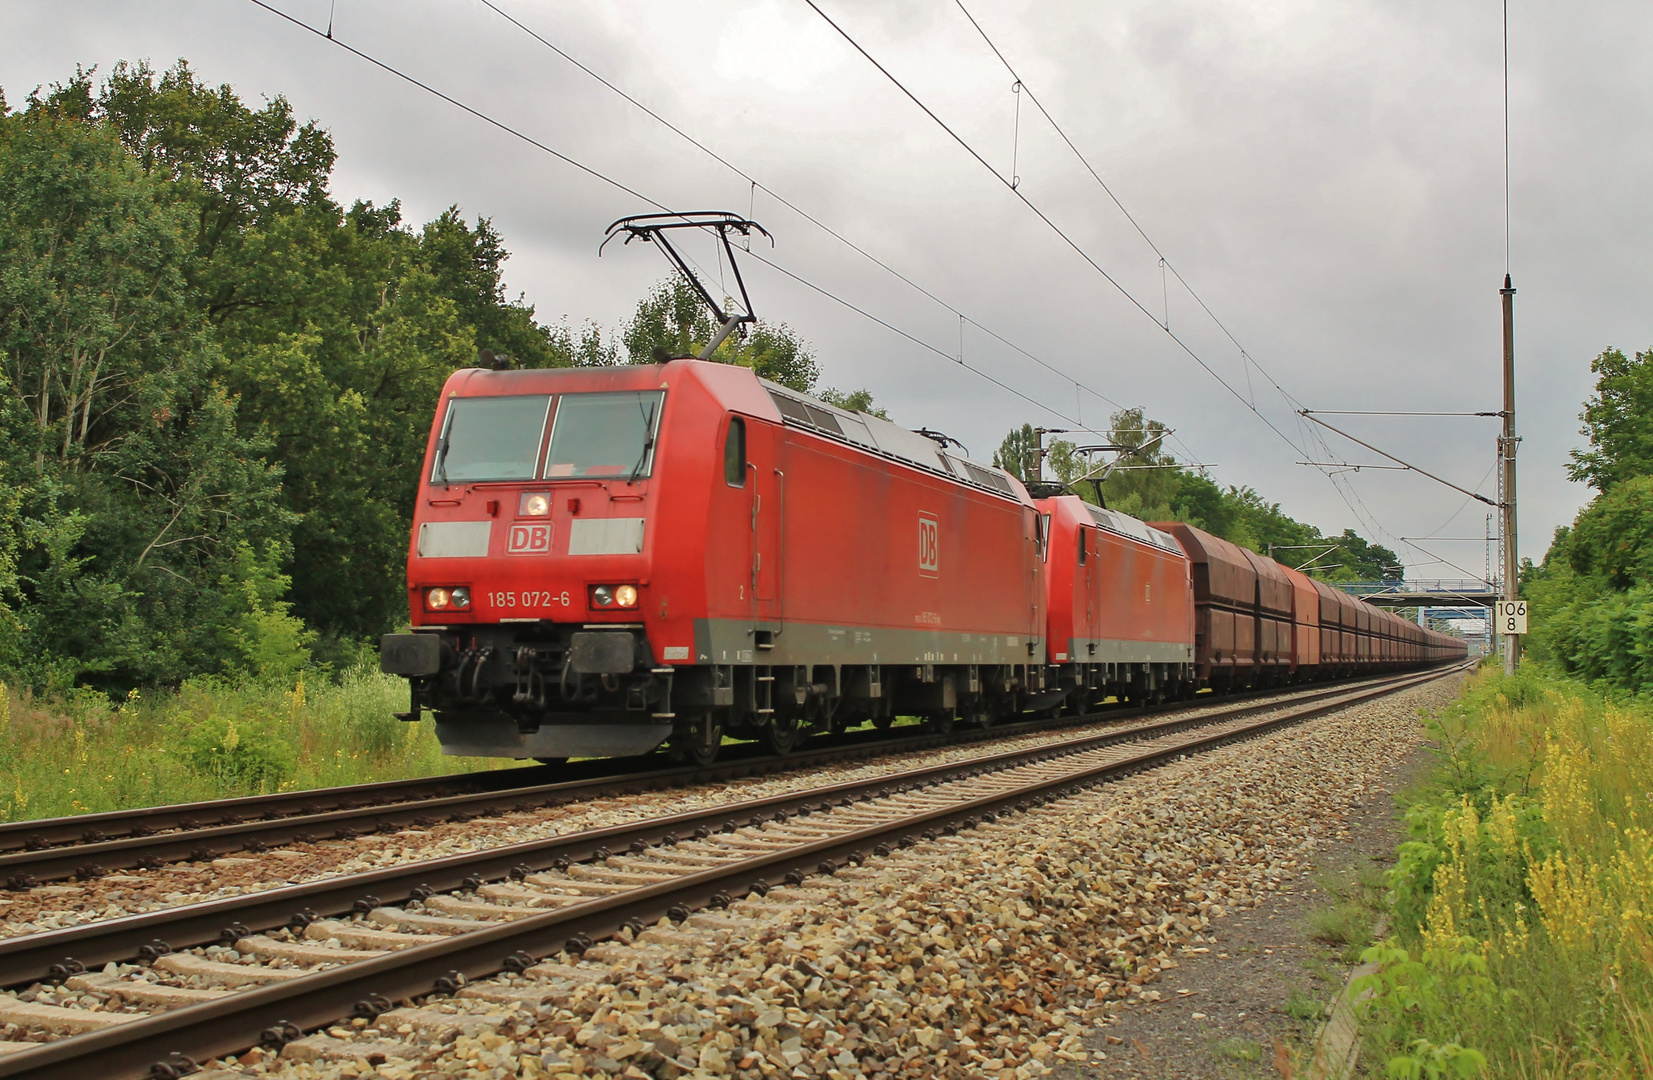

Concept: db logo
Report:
left=917, top=514, right=939, bottom=577
left=507, top=523, right=551, bottom=555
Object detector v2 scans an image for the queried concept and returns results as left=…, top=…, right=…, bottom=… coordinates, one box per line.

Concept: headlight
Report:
left=424, top=586, right=471, bottom=612
left=519, top=492, right=551, bottom=517
left=589, top=584, right=639, bottom=610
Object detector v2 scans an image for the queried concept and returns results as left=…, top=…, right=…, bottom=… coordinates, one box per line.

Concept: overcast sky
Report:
left=7, top=0, right=1650, bottom=578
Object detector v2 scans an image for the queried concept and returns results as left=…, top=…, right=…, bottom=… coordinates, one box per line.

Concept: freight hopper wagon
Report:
left=1151, top=520, right=1468, bottom=687
left=380, top=359, right=1048, bottom=764
left=1037, top=495, right=1196, bottom=707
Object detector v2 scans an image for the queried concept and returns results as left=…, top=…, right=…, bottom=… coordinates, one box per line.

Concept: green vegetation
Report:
left=1283, top=987, right=1328, bottom=1023
left=1523, top=346, right=1653, bottom=693
left=992, top=410, right=1403, bottom=581
left=0, top=60, right=870, bottom=704
left=1212, top=1037, right=1262, bottom=1063
left=1352, top=347, right=1653, bottom=1075
left=1306, top=863, right=1389, bottom=963
left=0, top=668, right=486, bottom=822
left=1354, top=666, right=1653, bottom=1077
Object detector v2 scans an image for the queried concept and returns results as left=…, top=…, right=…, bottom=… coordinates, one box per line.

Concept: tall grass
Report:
left=1356, top=665, right=1653, bottom=1077
left=0, top=669, right=502, bottom=822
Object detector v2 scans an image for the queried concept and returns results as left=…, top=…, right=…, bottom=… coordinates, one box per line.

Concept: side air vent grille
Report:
left=804, top=403, right=843, bottom=434
left=764, top=388, right=1017, bottom=501
left=769, top=391, right=850, bottom=439
left=771, top=394, right=812, bottom=425
left=962, top=462, right=1015, bottom=495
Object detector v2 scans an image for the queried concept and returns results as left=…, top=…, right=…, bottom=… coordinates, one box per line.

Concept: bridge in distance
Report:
left=1338, top=579, right=1500, bottom=608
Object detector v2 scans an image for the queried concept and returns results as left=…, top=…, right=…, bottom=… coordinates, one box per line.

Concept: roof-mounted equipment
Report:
left=916, top=428, right=967, bottom=451
left=601, top=211, right=772, bottom=360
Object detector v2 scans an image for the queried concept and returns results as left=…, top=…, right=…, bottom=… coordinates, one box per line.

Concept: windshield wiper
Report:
left=435, top=433, right=451, bottom=486
left=627, top=400, right=657, bottom=485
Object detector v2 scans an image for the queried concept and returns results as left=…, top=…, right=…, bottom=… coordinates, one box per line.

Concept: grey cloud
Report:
left=5, top=0, right=1649, bottom=571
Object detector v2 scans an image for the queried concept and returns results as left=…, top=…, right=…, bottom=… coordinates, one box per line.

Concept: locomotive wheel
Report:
left=927, top=710, right=956, bottom=735
left=760, top=714, right=800, bottom=756
left=671, top=713, right=724, bottom=767
left=871, top=715, right=895, bottom=732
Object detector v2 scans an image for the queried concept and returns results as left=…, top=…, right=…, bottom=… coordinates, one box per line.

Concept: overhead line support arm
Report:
left=1296, top=411, right=1500, bottom=509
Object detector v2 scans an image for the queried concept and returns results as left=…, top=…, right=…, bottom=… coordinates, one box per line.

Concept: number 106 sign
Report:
left=1495, top=600, right=1528, bottom=635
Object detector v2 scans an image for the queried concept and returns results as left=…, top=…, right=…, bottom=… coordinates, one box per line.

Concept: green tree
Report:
left=620, top=278, right=820, bottom=392
left=92, top=59, right=336, bottom=319
left=1325, top=529, right=1403, bottom=581
left=417, top=207, right=565, bottom=365
left=993, top=423, right=1040, bottom=483
left=1524, top=346, right=1653, bottom=690
left=1566, top=346, right=1653, bottom=493
left=0, top=81, right=293, bottom=690
left=73, top=62, right=577, bottom=644
left=1565, top=474, right=1653, bottom=588
left=0, top=59, right=889, bottom=691
left=0, top=88, right=195, bottom=469
left=816, top=387, right=887, bottom=419
left=1044, top=407, right=1182, bottom=518
left=1168, top=472, right=1237, bottom=537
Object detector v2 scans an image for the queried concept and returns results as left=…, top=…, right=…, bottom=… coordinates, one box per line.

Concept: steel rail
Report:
left=0, top=663, right=1464, bottom=1080
left=0, top=671, right=1433, bottom=887
left=0, top=667, right=1454, bottom=990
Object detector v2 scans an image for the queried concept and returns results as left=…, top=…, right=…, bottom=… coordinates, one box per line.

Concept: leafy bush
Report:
left=178, top=715, right=295, bottom=790
left=0, top=667, right=502, bottom=821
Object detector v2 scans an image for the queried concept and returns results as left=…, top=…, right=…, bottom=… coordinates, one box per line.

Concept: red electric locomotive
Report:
left=1036, top=495, right=1195, bottom=706
left=379, top=359, right=1048, bottom=764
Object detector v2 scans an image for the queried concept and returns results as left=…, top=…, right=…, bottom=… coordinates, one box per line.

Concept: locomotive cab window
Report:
left=544, top=390, right=665, bottom=479
left=431, top=395, right=551, bottom=484
left=724, top=416, right=746, bottom=487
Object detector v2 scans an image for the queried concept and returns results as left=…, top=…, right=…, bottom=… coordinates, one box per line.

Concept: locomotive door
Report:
left=1030, top=510, right=1049, bottom=653
left=1081, top=526, right=1097, bottom=645
left=748, top=422, right=782, bottom=625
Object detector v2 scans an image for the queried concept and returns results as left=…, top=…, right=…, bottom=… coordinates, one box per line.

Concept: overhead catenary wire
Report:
left=471, top=0, right=1194, bottom=458
left=1422, top=461, right=1499, bottom=537
left=950, top=0, right=1317, bottom=425
left=801, top=0, right=1323, bottom=471
left=259, top=0, right=1451, bottom=559
left=944, top=1, right=1502, bottom=547
left=245, top=0, right=665, bottom=209
left=1298, top=412, right=1498, bottom=506
left=943, top=0, right=1512, bottom=569
left=745, top=250, right=1099, bottom=429
left=243, top=0, right=1132, bottom=451
left=1302, top=410, right=1504, bottom=417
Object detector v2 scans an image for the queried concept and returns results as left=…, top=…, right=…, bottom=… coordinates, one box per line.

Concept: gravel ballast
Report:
left=171, top=673, right=1462, bottom=1080
left=0, top=685, right=1375, bottom=940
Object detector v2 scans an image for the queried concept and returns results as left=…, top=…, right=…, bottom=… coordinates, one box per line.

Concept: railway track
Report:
left=0, top=664, right=1464, bottom=1079
left=0, top=672, right=1429, bottom=889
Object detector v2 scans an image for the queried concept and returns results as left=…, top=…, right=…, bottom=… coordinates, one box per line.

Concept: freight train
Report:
left=380, top=358, right=1465, bottom=764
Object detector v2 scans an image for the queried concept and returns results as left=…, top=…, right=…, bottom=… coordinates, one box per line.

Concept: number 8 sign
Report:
left=1495, top=600, right=1528, bottom=635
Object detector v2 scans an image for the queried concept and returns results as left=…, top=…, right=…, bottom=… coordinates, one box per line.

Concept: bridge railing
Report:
left=1335, top=579, right=1498, bottom=598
